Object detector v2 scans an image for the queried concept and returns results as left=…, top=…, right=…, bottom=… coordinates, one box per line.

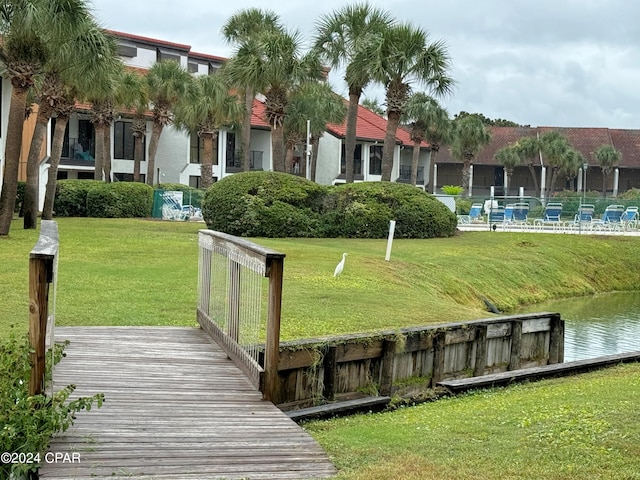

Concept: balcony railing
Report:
left=397, top=165, right=425, bottom=185
left=226, top=150, right=264, bottom=172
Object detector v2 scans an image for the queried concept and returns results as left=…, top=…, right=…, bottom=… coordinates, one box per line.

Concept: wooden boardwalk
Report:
left=38, top=327, right=336, bottom=480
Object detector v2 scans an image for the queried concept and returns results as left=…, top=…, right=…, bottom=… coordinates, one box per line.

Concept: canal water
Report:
left=518, top=291, right=640, bottom=361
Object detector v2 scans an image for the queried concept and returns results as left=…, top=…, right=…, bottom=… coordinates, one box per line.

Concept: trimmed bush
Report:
left=157, top=183, right=205, bottom=208
left=202, top=172, right=457, bottom=239
left=86, top=182, right=153, bottom=218
left=323, top=182, right=457, bottom=238
left=53, top=180, right=101, bottom=217
left=202, top=172, right=325, bottom=237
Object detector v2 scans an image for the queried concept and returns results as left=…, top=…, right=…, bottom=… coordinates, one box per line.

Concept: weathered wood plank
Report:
left=39, top=327, right=334, bottom=480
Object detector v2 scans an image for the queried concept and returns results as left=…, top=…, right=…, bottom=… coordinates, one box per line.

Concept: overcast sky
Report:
left=90, top=0, right=640, bottom=129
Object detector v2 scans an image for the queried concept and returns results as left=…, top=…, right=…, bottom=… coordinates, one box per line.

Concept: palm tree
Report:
left=145, top=60, right=191, bottom=185
left=450, top=114, right=491, bottom=196
left=174, top=74, right=242, bottom=189
left=494, top=145, right=521, bottom=196
left=594, top=144, right=621, bottom=198
left=118, top=69, right=149, bottom=183
left=560, top=148, right=585, bottom=192
left=283, top=81, right=347, bottom=180
left=24, top=20, right=120, bottom=227
left=512, top=135, right=540, bottom=195
left=314, top=4, right=394, bottom=183
left=402, top=92, right=450, bottom=187
left=539, top=131, right=572, bottom=197
left=222, top=8, right=282, bottom=173
left=0, top=0, right=69, bottom=235
left=370, top=23, right=454, bottom=181
left=361, top=97, right=385, bottom=117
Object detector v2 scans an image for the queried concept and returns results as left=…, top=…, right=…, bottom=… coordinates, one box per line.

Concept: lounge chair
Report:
left=568, top=204, right=595, bottom=232
left=621, top=206, right=639, bottom=231
left=488, top=205, right=505, bottom=226
left=592, top=204, right=625, bottom=231
left=457, top=202, right=484, bottom=225
left=533, top=202, right=564, bottom=231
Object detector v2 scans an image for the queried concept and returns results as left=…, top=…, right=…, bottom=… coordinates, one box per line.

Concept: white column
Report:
left=519, top=186, right=524, bottom=199
left=469, top=165, right=474, bottom=197
left=540, top=166, right=546, bottom=203
left=432, top=164, right=438, bottom=194
left=577, top=167, right=584, bottom=192
left=503, top=167, right=508, bottom=193
left=613, top=168, right=619, bottom=197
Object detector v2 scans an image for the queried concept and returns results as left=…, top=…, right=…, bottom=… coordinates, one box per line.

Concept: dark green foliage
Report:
left=202, top=172, right=457, bottom=238
left=323, top=182, right=457, bottom=238
left=202, top=172, right=325, bottom=237
left=15, top=181, right=25, bottom=215
left=455, top=198, right=472, bottom=215
left=53, top=180, right=101, bottom=217
left=86, top=182, right=153, bottom=218
left=0, top=333, right=103, bottom=478
left=157, top=183, right=205, bottom=208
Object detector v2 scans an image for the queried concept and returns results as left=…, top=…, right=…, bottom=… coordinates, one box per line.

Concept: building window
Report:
left=188, top=62, right=199, bottom=73
left=117, top=43, right=137, bottom=58
left=225, top=133, right=238, bottom=169
left=190, top=133, right=204, bottom=164
left=157, top=48, right=181, bottom=63
left=77, top=172, right=94, bottom=180
left=369, top=145, right=382, bottom=175
left=189, top=176, right=201, bottom=188
left=114, top=121, right=134, bottom=160
left=341, top=144, right=362, bottom=175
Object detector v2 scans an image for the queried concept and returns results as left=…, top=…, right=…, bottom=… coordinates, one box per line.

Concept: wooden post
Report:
left=379, top=339, right=397, bottom=396
left=509, top=320, right=523, bottom=371
left=322, top=345, right=337, bottom=401
left=432, top=331, right=446, bottom=386
left=263, top=256, right=283, bottom=402
left=473, top=324, right=488, bottom=377
left=28, top=220, right=58, bottom=397
left=548, top=314, right=564, bottom=364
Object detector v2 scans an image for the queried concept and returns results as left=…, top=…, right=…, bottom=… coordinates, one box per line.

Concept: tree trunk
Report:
left=94, top=123, right=105, bottom=181
left=410, top=142, right=420, bottom=186
left=381, top=110, right=401, bottom=182
left=200, top=132, right=215, bottom=189
left=133, top=135, right=143, bottom=182
left=241, top=89, right=254, bottom=172
left=146, top=122, right=164, bottom=185
left=310, top=136, right=320, bottom=183
left=103, top=124, right=112, bottom=182
left=461, top=160, right=472, bottom=194
left=506, top=170, right=513, bottom=196
left=271, top=126, right=286, bottom=173
left=0, top=88, right=29, bottom=235
left=42, top=115, right=69, bottom=220
left=24, top=112, right=49, bottom=229
left=344, top=89, right=361, bottom=183
left=284, top=145, right=294, bottom=174
left=602, top=172, right=607, bottom=198
left=547, top=168, right=559, bottom=198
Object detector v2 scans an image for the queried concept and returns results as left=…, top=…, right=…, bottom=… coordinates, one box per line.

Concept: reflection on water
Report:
left=518, top=292, right=640, bottom=362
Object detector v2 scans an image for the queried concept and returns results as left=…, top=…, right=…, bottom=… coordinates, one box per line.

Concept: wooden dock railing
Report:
left=197, top=229, right=285, bottom=401
left=29, top=220, right=59, bottom=396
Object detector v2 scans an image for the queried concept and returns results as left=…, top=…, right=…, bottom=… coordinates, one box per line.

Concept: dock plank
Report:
left=39, top=327, right=335, bottom=480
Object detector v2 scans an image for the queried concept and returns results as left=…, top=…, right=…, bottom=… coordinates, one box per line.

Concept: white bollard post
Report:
left=613, top=168, right=619, bottom=198
left=385, top=220, right=396, bottom=262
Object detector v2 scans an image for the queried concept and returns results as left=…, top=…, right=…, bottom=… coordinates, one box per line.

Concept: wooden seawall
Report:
left=39, top=327, right=335, bottom=480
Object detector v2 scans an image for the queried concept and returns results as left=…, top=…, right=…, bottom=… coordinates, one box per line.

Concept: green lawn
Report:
left=306, top=362, right=640, bottom=480
left=3, top=217, right=640, bottom=339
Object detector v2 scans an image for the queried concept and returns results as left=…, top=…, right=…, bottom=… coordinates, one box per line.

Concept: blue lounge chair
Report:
left=534, top=202, right=564, bottom=231
left=593, top=204, right=625, bottom=231
left=621, top=206, right=639, bottom=230
left=568, top=204, right=595, bottom=232
left=488, top=205, right=505, bottom=226
left=457, top=202, right=484, bottom=225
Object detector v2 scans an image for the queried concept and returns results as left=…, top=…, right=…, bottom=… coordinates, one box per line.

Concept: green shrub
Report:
left=323, top=182, right=457, bottom=239
left=202, top=173, right=456, bottom=239
left=86, top=182, right=153, bottom=218
left=0, top=333, right=103, bottom=478
left=53, top=180, right=101, bottom=217
left=202, top=171, right=325, bottom=237
left=156, top=183, right=205, bottom=208
left=15, top=182, right=26, bottom=215
left=456, top=198, right=472, bottom=215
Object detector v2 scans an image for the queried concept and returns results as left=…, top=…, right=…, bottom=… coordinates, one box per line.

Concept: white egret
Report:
left=333, top=253, right=347, bottom=277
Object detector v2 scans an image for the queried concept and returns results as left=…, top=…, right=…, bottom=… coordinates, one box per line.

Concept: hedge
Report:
left=53, top=180, right=153, bottom=218
left=202, top=171, right=457, bottom=239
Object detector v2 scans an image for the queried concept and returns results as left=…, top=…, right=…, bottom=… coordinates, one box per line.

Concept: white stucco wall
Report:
left=154, top=125, right=189, bottom=184
left=315, top=134, right=342, bottom=185
left=124, top=45, right=157, bottom=69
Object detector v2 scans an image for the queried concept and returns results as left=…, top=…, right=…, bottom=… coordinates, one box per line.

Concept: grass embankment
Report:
left=2, top=217, right=640, bottom=339
left=306, top=362, right=640, bottom=480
